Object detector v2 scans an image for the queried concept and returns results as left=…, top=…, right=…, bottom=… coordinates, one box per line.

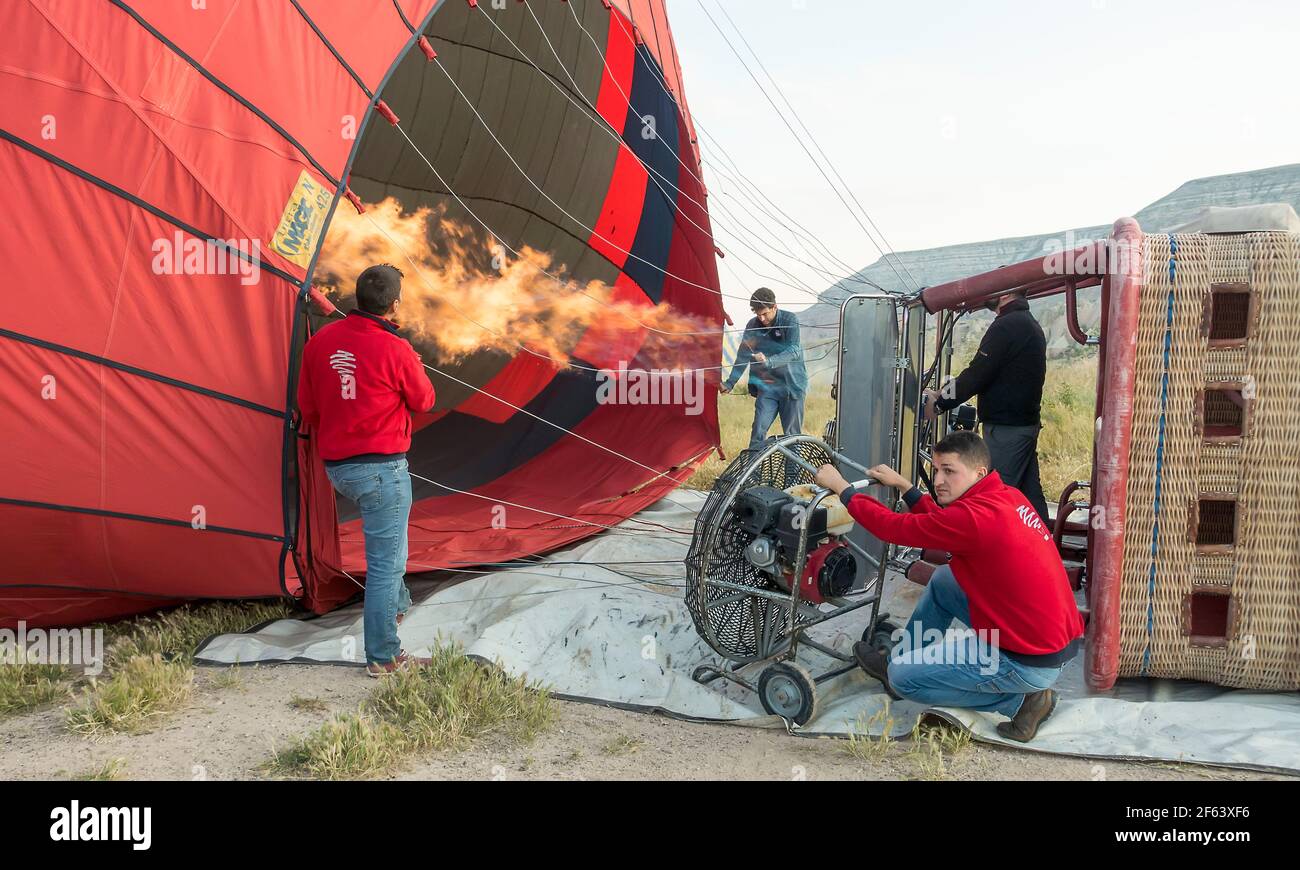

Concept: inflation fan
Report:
left=685, top=435, right=900, bottom=725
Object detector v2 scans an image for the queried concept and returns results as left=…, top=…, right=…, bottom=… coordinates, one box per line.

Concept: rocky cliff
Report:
left=797, top=163, right=1300, bottom=376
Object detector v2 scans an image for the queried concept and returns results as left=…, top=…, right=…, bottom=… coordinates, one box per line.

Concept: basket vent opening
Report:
left=1186, top=591, right=1231, bottom=645
left=1203, top=388, right=1245, bottom=439
left=1208, top=285, right=1251, bottom=344
left=1195, top=498, right=1237, bottom=549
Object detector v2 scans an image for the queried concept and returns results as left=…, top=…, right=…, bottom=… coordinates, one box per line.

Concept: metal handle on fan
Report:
left=772, top=442, right=877, bottom=481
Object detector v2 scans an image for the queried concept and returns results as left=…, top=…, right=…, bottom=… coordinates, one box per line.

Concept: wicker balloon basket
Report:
left=1110, top=231, right=1300, bottom=690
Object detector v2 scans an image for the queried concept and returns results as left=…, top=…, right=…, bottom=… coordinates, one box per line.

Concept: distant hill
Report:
left=796, top=163, right=1300, bottom=378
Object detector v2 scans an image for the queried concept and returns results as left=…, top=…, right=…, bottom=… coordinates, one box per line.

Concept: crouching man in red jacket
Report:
left=297, top=264, right=436, bottom=677
left=814, top=431, right=1083, bottom=742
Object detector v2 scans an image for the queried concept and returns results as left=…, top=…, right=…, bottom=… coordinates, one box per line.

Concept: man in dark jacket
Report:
left=297, top=264, right=436, bottom=677
left=721, top=287, right=808, bottom=449
left=923, top=289, right=1050, bottom=521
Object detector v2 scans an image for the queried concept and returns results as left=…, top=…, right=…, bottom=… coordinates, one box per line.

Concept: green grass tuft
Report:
left=288, top=695, right=330, bottom=714
left=905, top=718, right=972, bottom=780
left=0, top=663, right=73, bottom=716
left=270, top=713, right=404, bottom=780
left=103, top=600, right=293, bottom=669
left=72, top=757, right=127, bottom=781
left=208, top=666, right=245, bottom=691
left=66, top=654, right=194, bottom=737
left=270, top=643, right=556, bottom=779
left=601, top=734, right=645, bottom=756
left=56, top=600, right=293, bottom=737
left=843, top=703, right=897, bottom=763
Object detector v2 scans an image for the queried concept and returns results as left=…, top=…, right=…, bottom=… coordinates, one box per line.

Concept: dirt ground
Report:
left=0, top=664, right=1289, bottom=781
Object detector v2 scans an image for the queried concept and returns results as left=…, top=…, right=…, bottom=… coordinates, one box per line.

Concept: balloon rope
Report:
left=558, top=0, right=894, bottom=296
left=479, top=1, right=826, bottom=301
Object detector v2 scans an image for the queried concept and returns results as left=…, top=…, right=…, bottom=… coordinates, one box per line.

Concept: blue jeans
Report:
left=749, top=391, right=805, bottom=449
left=887, top=566, right=1066, bottom=718
left=324, top=458, right=413, bottom=665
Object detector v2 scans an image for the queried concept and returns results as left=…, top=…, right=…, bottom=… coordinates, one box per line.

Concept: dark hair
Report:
left=932, top=430, right=991, bottom=471
left=355, top=264, right=404, bottom=315
left=750, top=286, right=776, bottom=310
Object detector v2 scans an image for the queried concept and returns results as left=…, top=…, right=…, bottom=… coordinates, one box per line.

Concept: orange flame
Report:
left=312, top=197, right=716, bottom=371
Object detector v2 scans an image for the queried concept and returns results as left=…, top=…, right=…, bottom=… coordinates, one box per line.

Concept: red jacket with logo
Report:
left=843, top=472, right=1084, bottom=656
left=297, top=311, right=436, bottom=462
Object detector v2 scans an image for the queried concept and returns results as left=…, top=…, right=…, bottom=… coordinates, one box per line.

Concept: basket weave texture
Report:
left=1118, top=232, right=1300, bottom=690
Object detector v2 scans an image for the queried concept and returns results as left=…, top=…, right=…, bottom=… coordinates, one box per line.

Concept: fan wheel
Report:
left=758, top=661, right=818, bottom=725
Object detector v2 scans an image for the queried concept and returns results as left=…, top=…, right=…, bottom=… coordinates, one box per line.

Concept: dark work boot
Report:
left=996, top=689, right=1058, bottom=742
left=852, top=642, right=902, bottom=701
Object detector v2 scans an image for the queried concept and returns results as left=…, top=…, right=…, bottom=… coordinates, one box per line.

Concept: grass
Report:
left=0, top=663, right=73, bottom=716
left=269, top=643, right=556, bottom=780
left=4, top=600, right=289, bottom=722
left=101, top=601, right=293, bottom=670
left=66, top=654, right=194, bottom=737
left=51, top=600, right=294, bottom=736
left=601, top=734, right=645, bottom=756
left=842, top=706, right=974, bottom=778
left=209, top=666, right=245, bottom=691
left=288, top=695, right=330, bottom=714
left=905, top=718, right=973, bottom=781
left=1037, top=354, right=1099, bottom=500
left=843, top=703, right=897, bottom=763
left=689, top=353, right=1097, bottom=503
left=72, top=757, right=127, bottom=781
left=271, top=713, right=403, bottom=779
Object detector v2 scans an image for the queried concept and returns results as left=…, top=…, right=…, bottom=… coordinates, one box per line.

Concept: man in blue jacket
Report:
left=721, top=287, right=808, bottom=449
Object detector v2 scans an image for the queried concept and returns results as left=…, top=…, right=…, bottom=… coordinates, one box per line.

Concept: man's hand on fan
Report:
left=867, top=464, right=911, bottom=492
left=814, top=463, right=850, bottom=496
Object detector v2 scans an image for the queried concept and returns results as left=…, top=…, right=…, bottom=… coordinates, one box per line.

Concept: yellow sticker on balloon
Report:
left=270, top=170, right=333, bottom=267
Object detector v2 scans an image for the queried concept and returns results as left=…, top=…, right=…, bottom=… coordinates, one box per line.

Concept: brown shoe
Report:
left=852, top=642, right=902, bottom=701
left=996, top=689, right=1058, bottom=742
left=365, top=651, right=430, bottom=678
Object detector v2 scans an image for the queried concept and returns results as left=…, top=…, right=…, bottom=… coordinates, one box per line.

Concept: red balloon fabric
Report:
left=0, top=0, right=722, bottom=628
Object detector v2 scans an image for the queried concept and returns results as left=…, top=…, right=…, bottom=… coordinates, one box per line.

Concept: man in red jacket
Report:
left=297, top=264, right=436, bottom=676
left=815, top=431, right=1083, bottom=741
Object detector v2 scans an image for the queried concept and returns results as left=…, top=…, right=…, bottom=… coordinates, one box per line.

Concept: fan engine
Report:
left=735, top=485, right=857, bottom=605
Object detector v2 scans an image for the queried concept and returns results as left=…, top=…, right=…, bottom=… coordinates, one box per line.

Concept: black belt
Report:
left=323, top=452, right=405, bottom=468
left=1003, top=636, right=1082, bottom=668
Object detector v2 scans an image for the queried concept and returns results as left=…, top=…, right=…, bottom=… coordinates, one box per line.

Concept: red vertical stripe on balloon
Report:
left=452, top=351, right=562, bottom=424
left=594, top=8, right=636, bottom=130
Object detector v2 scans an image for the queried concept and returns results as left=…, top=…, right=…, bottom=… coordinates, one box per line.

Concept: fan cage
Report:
left=684, top=437, right=836, bottom=661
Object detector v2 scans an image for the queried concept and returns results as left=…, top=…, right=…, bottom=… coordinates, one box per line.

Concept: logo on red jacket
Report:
left=1016, top=504, right=1051, bottom=541
left=330, top=350, right=357, bottom=399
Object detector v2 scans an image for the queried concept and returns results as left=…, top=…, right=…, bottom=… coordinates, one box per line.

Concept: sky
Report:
left=666, top=0, right=1300, bottom=323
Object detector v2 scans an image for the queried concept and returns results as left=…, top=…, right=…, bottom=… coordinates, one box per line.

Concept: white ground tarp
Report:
left=196, top=491, right=1300, bottom=774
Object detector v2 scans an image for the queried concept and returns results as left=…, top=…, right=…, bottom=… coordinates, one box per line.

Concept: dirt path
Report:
left=0, top=665, right=1287, bottom=781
